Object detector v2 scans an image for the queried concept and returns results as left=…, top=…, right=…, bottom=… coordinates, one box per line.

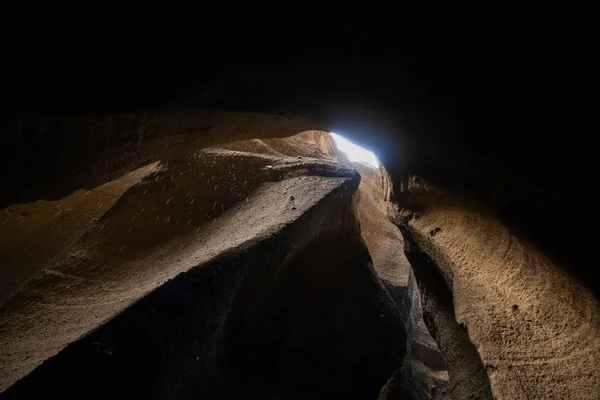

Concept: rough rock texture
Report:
left=353, top=163, right=448, bottom=399
left=394, top=178, right=600, bottom=399
left=398, top=271, right=452, bottom=400
left=403, top=245, right=492, bottom=400
left=0, top=111, right=322, bottom=209
left=0, top=163, right=159, bottom=307
left=2, top=13, right=593, bottom=399
left=0, top=130, right=407, bottom=397
left=2, top=108, right=600, bottom=399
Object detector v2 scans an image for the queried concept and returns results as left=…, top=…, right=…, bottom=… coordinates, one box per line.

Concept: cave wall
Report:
left=1, top=108, right=599, bottom=399
left=403, top=242, right=492, bottom=399
left=0, top=111, right=323, bottom=209
left=394, top=178, right=600, bottom=399
left=352, top=163, right=449, bottom=399
left=0, top=129, right=408, bottom=398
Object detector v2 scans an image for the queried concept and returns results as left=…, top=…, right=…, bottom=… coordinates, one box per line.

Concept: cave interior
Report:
left=0, top=5, right=597, bottom=400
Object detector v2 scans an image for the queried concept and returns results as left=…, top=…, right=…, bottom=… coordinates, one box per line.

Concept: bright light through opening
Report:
left=330, top=132, right=379, bottom=168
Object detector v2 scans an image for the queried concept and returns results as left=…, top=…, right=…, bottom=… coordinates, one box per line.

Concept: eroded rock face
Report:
left=353, top=163, right=448, bottom=400
left=403, top=244, right=492, bottom=400
left=394, top=178, right=600, bottom=399
left=0, top=130, right=407, bottom=398
left=0, top=111, right=323, bottom=209
left=2, top=109, right=599, bottom=400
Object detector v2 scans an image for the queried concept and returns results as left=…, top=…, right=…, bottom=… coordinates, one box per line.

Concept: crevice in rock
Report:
left=400, top=230, right=493, bottom=400
left=350, top=161, right=448, bottom=400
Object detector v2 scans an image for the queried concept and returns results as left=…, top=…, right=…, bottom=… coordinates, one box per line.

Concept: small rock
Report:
left=290, top=206, right=297, bottom=210
left=289, top=195, right=295, bottom=201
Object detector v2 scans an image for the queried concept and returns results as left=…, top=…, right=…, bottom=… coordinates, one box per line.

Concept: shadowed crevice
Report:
left=401, top=232, right=493, bottom=400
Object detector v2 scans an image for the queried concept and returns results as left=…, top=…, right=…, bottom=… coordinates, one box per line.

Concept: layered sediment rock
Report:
left=394, top=178, right=600, bottom=399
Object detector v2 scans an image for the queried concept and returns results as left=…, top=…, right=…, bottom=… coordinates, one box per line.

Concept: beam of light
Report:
left=329, top=132, right=379, bottom=168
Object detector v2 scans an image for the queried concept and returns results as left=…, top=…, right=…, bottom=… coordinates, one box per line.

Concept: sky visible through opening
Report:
left=330, top=133, right=379, bottom=168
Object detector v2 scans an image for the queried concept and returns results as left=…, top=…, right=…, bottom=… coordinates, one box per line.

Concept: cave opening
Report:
left=329, top=132, right=380, bottom=168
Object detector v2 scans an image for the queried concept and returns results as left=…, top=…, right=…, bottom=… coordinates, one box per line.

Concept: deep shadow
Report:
left=209, top=232, right=407, bottom=399
left=402, top=234, right=493, bottom=399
